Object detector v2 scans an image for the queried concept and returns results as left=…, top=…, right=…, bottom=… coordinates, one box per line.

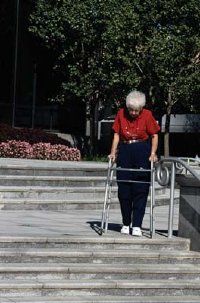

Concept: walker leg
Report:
left=101, top=159, right=113, bottom=235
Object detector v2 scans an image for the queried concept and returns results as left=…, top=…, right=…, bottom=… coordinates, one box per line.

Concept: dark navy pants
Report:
left=117, top=141, right=151, bottom=227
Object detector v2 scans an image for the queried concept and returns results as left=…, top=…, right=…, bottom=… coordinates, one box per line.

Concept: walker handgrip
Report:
left=108, top=158, right=112, bottom=168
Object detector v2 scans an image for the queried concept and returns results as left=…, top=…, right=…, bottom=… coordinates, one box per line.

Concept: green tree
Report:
left=134, top=0, right=200, bottom=155
left=28, top=0, right=145, bottom=154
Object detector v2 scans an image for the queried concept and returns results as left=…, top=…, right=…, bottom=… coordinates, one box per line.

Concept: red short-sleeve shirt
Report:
left=112, top=108, right=160, bottom=141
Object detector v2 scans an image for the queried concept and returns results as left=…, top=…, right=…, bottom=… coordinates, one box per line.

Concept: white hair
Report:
left=126, top=90, right=146, bottom=110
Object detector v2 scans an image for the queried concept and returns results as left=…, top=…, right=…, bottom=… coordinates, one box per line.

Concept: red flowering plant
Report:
left=0, top=140, right=33, bottom=159
left=32, top=143, right=52, bottom=160
left=0, top=140, right=81, bottom=161
left=49, top=145, right=81, bottom=161
left=32, top=143, right=81, bottom=161
left=0, top=124, right=81, bottom=161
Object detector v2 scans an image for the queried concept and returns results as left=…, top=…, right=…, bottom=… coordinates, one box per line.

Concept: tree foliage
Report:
left=138, top=0, right=200, bottom=154
left=144, top=0, right=200, bottom=110
left=29, top=0, right=144, bottom=103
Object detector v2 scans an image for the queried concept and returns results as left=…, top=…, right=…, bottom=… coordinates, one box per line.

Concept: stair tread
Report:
left=0, top=158, right=108, bottom=169
left=0, top=192, right=179, bottom=203
left=0, top=263, right=199, bottom=273
left=0, top=279, right=199, bottom=287
left=0, top=175, right=107, bottom=181
left=0, top=235, right=189, bottom=243
left=0, top=186, right=118, bottom=191
left=0, top=248, right=197, bottom=257
left=2, top=296, right=200, bottom=303
left=0, top=184, right=175, bottom=188
left=0, top=175, right=167, bottom=188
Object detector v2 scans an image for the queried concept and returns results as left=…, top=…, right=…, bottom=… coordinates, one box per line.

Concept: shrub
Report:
left=0, top=140, right=81, bottom=161
left=32, top=142, right=52, bottom=160
left=32, top=143, right=81, bottom=161
left=0, top=140, right=33, bottom=159
left=0, top=123, right=71, bottom=147
left=48, top=145, right=81, bottom=161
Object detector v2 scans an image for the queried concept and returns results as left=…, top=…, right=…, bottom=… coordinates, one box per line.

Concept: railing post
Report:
left=150, top=161, right=155, bottom=237
left=168, top=162, right=175, bottom=238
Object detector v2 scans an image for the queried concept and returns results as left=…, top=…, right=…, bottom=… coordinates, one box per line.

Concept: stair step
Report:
left=0, top=159, right=108, bottom=176
left=2, top=296, right=200, bottom=303
left=0, top=176, right=108, bottom=187
left=0, top=236, right=190, bottom=251
left=0, top=186, right=120, bottom=200
left=0, top=176, right=170, bottom=192
left=0, top=263, right=199, bottom=280
left=0, top=168, right=107, bottom=177
left=0, top=248, right=198, bottom=264
left=0, top=279, right=199, bottom=297
left=1, top=296, right=200, bottom=303
left=0, top=186, right=177, bottom=205
left=2, top=295, right=200, bottom=303
left=0, top=192, right=179, bottom=210
left=0, top=184, right=167, bottom=194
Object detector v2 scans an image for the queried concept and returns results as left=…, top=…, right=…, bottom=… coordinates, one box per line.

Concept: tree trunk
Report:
left=164, top=113, right=170, bottom=157
left=164, top=89, right=173, bottom=157
left=85, top=100, right=96, bottom=156
left=84, top=99, right=93, bottom=156
left=93, top=100, right=99, bottom=155
left=89, top=104, right=95, bottom=156
left=85, top=94, right=100, bottom=157
left=89, top=100, right=100, bottom=156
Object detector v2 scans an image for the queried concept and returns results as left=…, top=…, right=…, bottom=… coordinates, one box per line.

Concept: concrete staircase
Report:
left=0, top=158, right=199, bottom=302
left=0, top=236, right=199, bottom=301
left=0, top=158, right=179, bottom=210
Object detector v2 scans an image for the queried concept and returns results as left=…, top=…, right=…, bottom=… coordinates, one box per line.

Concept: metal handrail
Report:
left=157, top=157, right=200, bottom=184
left=179, top=157, right=200, bottom=166
left=156, top=157, right=200, bottom=238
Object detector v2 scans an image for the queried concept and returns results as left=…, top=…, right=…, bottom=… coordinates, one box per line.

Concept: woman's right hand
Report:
left=108, top=153, right=116, bottom=162
left=109, top=133, right=119, bottom=163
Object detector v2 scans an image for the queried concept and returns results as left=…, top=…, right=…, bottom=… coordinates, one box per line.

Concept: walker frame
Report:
left=101, top=159, right=156, bottom=237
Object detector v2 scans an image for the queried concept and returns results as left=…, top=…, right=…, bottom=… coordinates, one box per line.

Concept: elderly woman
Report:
left=109, top=90, right=160, bottom=236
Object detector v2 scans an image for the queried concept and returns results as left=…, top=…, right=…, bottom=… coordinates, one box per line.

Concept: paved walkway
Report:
left=0, top=205, right=179, bottom=238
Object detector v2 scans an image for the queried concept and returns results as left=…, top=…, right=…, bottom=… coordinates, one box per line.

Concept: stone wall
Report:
left=178, top=176, right=200, bottom=251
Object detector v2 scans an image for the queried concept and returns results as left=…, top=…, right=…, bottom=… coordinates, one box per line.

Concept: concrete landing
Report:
left=0, top=205, right=178, bottom=237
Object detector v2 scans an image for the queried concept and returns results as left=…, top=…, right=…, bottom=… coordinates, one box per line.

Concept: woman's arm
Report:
left=149, top=134, right=158, bottom=162
left=108, top=133, right=120, bottom=162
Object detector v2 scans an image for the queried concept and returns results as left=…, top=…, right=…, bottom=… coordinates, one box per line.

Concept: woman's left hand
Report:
left=149, top=153, right=158, bottom=162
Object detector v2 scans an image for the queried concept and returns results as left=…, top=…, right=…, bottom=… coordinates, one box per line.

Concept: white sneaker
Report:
left=132, top=227, right=142, bottom=237
left=120, top=225, right=130, bottom=235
